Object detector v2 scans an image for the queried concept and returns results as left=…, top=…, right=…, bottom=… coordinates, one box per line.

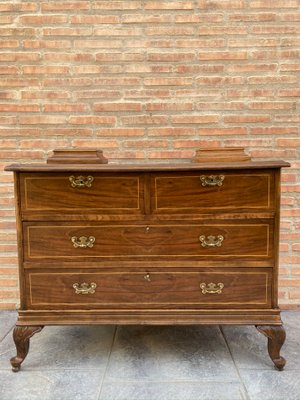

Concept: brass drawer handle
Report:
left=199, top=235, right=224, bottom=248
left=69, top=175, right=94, bottom=188
left=73, top=282, right=97, bottom=295
left=71, top=236, right=95, bottom=248
left=200, top=175, right=224, bottom=187
left=200, top=282, right=224, bottom=294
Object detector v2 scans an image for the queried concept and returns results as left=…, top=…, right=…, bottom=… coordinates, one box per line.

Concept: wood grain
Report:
left=20, top=172, right=143, bottom=214
left=152, top=170, right=274, bottom=212
left=23, top=221, right=273, bottom=261
left=26, top=267, right=272, bottom=310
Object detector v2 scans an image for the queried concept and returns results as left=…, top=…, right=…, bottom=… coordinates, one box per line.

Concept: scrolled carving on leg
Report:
left=10, top=325, right=43, bottom=372
left=256, top=325, right=286, bottom=371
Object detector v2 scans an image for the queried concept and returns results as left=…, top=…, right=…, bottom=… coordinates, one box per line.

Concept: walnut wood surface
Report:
left=23, top=220, right=273, bottom=262
left=20, top=172, right=143, bottom=214
left=5, top=160, right=290, bottom=172
left=152, top=170, right=274, bottom=212
left=256, top=325, right=286, bottom=370
left=26, top=267, right=272, bottom=310
left=10, top=326, right=43, bottom=372
left=6, top=154, right=289, bottom=371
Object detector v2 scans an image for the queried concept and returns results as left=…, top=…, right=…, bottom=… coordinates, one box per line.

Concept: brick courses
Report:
left=0, top=0, right=300, bottom=309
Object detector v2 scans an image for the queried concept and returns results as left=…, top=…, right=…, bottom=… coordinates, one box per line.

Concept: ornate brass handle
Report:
left=144, top=272, right=151, bottom=282
left=200, top=175, right=224, bottom=187
left=200, top=282, right=224, bottom=294
left=199, top=235, right=224, bottom=248
left=71, top=236, right=95, bottom=248
left=73, top=282, right=97, bottom=295
left=69, top=175, right=94, bottom=188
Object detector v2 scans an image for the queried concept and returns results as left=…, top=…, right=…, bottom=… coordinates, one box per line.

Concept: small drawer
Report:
left=26, top=267, right=272, bottom=309
left=20, top=172, right=143, bottom=215
left=23, top=221, right=273, bottom=262
left=151, top=170, right=274, bottom=213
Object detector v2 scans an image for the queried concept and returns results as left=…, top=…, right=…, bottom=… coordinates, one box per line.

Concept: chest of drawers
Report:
left=5, top=148, right=290, bottom=371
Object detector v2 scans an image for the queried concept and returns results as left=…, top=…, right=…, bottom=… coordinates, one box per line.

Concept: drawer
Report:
left=25, top=268, right=272, bottom=309
left=20, top=172, right=143, bottom=215
left=151, top=170, right=274, bottom=213
left=24, top=221, right=273, bottom=262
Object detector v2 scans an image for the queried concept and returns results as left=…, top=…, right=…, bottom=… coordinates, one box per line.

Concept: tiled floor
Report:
left=0, top=311, right=299, bottom=400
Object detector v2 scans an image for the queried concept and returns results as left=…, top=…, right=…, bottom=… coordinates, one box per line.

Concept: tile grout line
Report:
left=219, top=325, right=251, bottom=400
left=0, top=324, right=15, bottom=344
left=96, top=325, right=118, bottom=400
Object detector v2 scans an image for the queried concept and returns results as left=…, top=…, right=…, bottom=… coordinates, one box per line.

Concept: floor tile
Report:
left=105, top=325, right=238, bottom=381
left=0, top=311, right=16, bottom=342
left=0, top=325, right=115, bottom=371
left=99, top=380, right=247, bottom=400
left=222, top=311, right=299, bottom=370
left=239, top=369, right=300, bottom=400
left=0, top=369, right=102, bottom=400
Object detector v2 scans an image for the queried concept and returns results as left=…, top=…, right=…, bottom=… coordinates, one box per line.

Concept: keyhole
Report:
left=145, top=226, right=150, bottom=233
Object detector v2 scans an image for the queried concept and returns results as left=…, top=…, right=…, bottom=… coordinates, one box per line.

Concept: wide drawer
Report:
left=25, top=267, right=272, bottom=309
left=20, top=172, right=143, bottom=215
left=151, top=170, right=275, bottom=213
left=23, top=221, right=273, bottom=262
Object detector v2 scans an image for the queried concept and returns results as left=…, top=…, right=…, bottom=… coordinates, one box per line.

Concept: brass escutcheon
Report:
left=199, top=235, right=224, bottom=248
left=69, top=175, right=94, bottom=188
left=73, top=282, right=97, bottom=295
left=144, top=272, right=151, bottom=282
left=200, top=175, right=224, bottom=187
left=71, top=236, right=95, bottom=248
left=200, top=282, right=224, bottom=294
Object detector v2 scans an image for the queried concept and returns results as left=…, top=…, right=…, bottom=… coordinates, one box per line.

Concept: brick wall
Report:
left=1, top=0, right=300, bottom=309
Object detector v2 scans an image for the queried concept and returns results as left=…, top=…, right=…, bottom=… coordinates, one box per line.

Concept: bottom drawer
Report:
left=26, top=268, right=272, bottom=310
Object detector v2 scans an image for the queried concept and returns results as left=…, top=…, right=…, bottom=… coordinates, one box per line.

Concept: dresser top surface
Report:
left=5, top=160, right=290, bottom=172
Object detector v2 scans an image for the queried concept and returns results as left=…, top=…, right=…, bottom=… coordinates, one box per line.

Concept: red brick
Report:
left=145, top=2, right=193, bottom=10
left=249, top=0, right=298, bottom=8
left=71, top=15, right=119, bottom=24
left=41, top=2, right=90, bottom=10
left=145, top=27, right=194, bottom=36
left=94, top=103, right=142, bottom=112
left=43, top=28, right=92, bottom=36
left=0, top=104, right=40, bottom=112
left=96, top=128, right=144, bottom=137
left=198, top=128, right=247, bottom=136
left=148, top=128, right=195, bottom=136
left=43, top=104, right=87, bottom=112
left=93, top=1, right=142, bottom=10
left=20, top=15, right=68, bottom=24
left=146, top=102, right=193, bottom=111
left=22, top=66, right=70, bottom=74
left=121, top=115, right=168, bottom=125
left=224, top=115, right=271, bottom=123
left=197, top=0, right=246, bottom=9
left=69, top=116, right=116, bottom=125
left=144, top=77, right=193, bottom=86
left=0, top=52, right=40, bottom=61
left=19, top=115, right=66, bottom=124
left=172, top=115, right=219, bottom=124
left=198, top=52, right=247, bottom=60
left=0, top=40, right=19, bottom=48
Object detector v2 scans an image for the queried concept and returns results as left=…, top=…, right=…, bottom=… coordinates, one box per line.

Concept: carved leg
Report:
left=256, top=325, right=286, bottom=371
left=10, top=325, right=43, bottom=372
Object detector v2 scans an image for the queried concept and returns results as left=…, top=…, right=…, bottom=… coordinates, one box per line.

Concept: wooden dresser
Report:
left=5, top=148, right=290, bottom=371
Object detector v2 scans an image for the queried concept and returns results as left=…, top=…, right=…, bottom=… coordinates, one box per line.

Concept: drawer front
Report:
left=24, top=221, right=273, bottom=262
left=26, top=268, right=272, bottom=309
left=20, top=172, right=143, bottom=214
left=152, top=171, right=274, bottom=213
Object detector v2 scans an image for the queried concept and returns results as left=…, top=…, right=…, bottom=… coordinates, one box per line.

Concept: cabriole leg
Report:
left=256, top=325, right=286, bottom=371
left=10, top=325, right=44, bottom=372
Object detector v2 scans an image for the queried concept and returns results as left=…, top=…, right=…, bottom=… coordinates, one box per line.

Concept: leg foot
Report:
left=10, top=325, right=43, bottom=372
left=256, top=325, right=286, bottom=370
